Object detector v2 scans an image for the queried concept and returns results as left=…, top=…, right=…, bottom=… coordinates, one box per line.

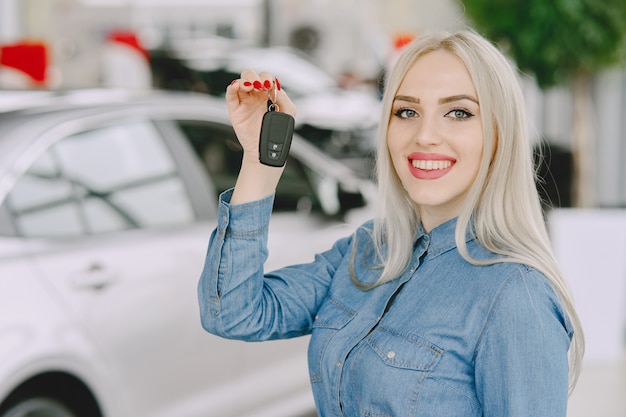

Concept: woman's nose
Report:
left=413, top=115, right=442, bottom=147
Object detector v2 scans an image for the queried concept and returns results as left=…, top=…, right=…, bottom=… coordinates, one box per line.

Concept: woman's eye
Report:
left=394, top=108, right=418, bottom=119
left=446, top=108, right=474, bottom=119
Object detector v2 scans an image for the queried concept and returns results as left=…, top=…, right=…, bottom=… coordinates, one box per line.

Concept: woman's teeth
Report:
left=411, top=160, right=452, bottom=170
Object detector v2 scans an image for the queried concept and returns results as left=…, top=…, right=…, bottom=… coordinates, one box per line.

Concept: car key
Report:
left=259, top=80, right=294, bottom=167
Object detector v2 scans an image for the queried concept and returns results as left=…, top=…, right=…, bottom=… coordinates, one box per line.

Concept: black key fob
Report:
left=259, top=109, right=295, bottom=167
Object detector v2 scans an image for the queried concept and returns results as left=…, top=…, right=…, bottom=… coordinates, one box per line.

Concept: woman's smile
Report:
left=408, top=152, right=456, bottom=179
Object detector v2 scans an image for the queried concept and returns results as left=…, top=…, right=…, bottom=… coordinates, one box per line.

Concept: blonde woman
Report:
left=198, top=29, right=583, bottom=416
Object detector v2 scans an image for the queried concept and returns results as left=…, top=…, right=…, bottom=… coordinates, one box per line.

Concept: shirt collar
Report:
left=415, top=217, right=471, bottom=259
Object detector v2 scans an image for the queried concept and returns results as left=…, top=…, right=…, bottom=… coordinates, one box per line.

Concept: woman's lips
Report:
left=408, top=153, right=456, bottom=179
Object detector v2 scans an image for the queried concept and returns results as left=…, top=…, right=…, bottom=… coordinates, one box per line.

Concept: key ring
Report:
left=267, top=78, right=279, bottom=112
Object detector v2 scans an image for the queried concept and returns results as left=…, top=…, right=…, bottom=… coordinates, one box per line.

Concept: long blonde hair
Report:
left=366, top=29, right=583, bottom=391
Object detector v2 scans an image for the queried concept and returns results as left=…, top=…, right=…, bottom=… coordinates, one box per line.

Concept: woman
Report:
left=198, top=29, right=583, bottom=416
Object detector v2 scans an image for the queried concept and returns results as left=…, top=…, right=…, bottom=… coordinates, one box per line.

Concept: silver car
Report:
left=0, top=90, right=373, bottom=417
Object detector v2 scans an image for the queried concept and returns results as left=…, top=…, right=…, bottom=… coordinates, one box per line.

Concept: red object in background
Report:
left=0, top=41, right=48, bottom=85
left=393, top=33, right=416, bottom=50
left=107, top=30, right=149, bottom=61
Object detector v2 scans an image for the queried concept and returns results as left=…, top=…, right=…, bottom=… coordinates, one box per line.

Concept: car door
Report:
left=6, top=115, right=317, bottom=417
left=4, top=118, right=203, bottom=415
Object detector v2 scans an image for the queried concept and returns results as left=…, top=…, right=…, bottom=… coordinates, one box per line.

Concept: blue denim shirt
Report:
left=198, top=190, right=573, bottom=417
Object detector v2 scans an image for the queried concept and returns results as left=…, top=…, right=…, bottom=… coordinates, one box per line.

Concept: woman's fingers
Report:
left=225, top=70, right=259, bottom=112
left=225, top=78, right=241, bottom=110
left=228, top=69, right=282, bottom=96
left=225, top=69, right=295, bottom=151
left=258, top=71, right=275, bottom=93
left=240, top=69, right=261, bottom=92
left=227, top=69, right=294, bottom=115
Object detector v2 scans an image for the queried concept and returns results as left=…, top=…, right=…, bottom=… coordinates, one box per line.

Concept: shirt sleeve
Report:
left=197, top=189, right=353, bottom=342
left=474, top=266, right=573, bottom=417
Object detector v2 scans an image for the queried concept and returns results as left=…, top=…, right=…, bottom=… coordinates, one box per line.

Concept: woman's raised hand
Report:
left=225, top=70, right=297, bottom=204
left=225, top=70, right=296, bottom=163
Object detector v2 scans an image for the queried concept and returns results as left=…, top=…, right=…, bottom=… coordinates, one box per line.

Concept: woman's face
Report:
left=387, top=49, right=484, bottom=230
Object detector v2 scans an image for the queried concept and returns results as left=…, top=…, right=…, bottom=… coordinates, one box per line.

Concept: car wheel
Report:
left=0, top=398, right=76, bottom=417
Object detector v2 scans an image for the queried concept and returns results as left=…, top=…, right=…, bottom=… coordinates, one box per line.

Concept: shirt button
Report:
left=335, top=362, right=342, bottom=368
left=387, top=351, right=396, bottom=359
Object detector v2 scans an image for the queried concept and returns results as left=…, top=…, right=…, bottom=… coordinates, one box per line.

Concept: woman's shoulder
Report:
left=495, top=263, right=556, bottom=297
left=340, top=219, right=376, bottom=249
left=471, top=259, right=557, bottom=300
left=482, top=262, right=573, bottom=335
left=322, top=219, right=376, bottom=259
left=356, top=218, right=375, bottom=231
left=464, top=243, right=559, bottom=297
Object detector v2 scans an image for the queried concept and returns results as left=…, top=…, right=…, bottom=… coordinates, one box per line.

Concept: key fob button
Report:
left=269, top=141, right=284, bottom=151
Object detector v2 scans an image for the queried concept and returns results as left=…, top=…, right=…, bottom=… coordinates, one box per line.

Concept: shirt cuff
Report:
left=217, top=189, right=275, bottom=238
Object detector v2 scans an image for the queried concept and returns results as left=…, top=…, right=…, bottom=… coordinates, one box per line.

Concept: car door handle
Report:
left=71, top=263, right=118, bottom=291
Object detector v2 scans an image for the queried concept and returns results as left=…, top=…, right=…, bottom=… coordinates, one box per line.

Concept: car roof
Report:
left=0, top=88, right=229, bottom=145
left=0, top=89, right=227, bottom=195
left=0, top=90, right=61, bottom=112
left=0, top=88, right=225, bottom=115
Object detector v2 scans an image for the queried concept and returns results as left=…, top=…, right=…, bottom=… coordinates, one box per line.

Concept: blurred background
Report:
left=2, top=0, right=626, bottom=207
left=1, top=0, right=625, bottom=416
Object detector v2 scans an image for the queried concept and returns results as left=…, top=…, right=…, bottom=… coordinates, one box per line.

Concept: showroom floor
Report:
left=568, top=353, right=626, bottom=417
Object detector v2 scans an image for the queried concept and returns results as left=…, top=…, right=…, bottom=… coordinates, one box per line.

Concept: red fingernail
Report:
left=275, top=77, right=281, bottom=91
left=243, top=81, right=252, bottom=87
left=253, top=81, right=262, bottom=90
left=230, top=80, right=237, bottom=86
left=263, top=80, right=271, bottom=89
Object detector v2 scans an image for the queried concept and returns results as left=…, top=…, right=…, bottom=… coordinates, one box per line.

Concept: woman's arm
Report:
left=198, top=70, right=348, bottom=340
left=224, top=70, right=296, bottom=205
left=474, top=268, right=573, bottom=417
left=198, top=189, right=353, bottom=341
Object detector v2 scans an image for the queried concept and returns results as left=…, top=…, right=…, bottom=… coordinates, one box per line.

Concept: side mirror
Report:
left=315, top=176, right=368, bottom=217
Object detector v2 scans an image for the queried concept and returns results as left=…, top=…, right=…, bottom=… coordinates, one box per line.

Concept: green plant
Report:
left=462, top=0, right=626, bottom=206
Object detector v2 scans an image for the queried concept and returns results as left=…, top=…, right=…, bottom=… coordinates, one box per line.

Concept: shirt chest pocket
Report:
left=366, top=327, right=443, bottom=370
left=342, top=327, right=444, bottom=417
left=308, top=296, right=356, bottom=383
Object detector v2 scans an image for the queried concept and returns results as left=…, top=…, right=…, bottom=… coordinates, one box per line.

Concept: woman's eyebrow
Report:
left=439, top=94, right=479, bottom=105
left=393, top=94, right=479, bottom=105
left=394, top=95, right=419, bottom=103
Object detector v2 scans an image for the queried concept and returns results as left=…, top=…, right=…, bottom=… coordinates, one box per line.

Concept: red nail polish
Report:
left=263, top=80, right=271, bottom=89
left=275, top=77, right=281, bottom=91
left=243, top=81, right=252, bottom=87
left=230, top=79, right=237, bottom=86
left=253, top=81, right=262, bottom=90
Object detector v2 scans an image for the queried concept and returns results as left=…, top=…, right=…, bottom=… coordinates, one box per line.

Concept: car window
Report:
left=4, top=120, right=195, bottom=237
left=177, top=120, right=323, bottom=212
